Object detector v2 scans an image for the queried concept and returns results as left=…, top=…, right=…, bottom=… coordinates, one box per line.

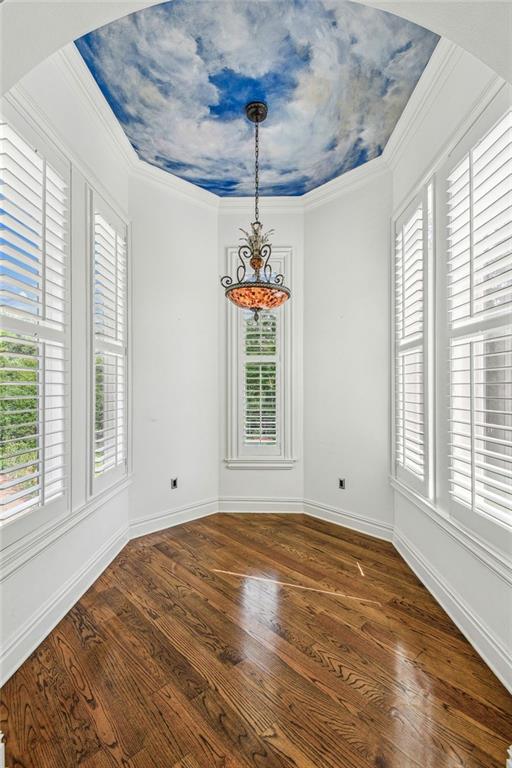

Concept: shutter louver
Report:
left=0, top=124, right=69, bottom=520
left=447, top=111, right=512, bottom=523
left=243, top=312, right=278, bottom=445
left=394, top=193, right=429, bottom=491
left=92, top=206, right=127, bottom=482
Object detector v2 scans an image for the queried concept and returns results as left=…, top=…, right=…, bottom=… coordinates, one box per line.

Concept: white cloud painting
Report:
left=76, top=0, right=439, bottom=196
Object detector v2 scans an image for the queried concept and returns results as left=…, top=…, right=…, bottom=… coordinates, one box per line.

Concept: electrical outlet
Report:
left=171, top=478, right=178, bottom=489
left=339, top=478, right=346, bottom=489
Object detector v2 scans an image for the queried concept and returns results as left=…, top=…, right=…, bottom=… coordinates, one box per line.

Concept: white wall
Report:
left=1, top=30, right=511, bottom=696
left=303, top=169, right=394, bottom=539
left=0, top=52, right=133, bottom=683
left=218, top=205, right=304, bottom=509
left=129, top=179, right=220, bottom=534
left=1, top=47, right=222, bottom=681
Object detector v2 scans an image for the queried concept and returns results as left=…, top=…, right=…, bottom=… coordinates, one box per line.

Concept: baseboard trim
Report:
left=129, top=497, right=218, bottom=538
left=5, top=495, right=510, bottom=697
left=218, top=496, right=304, bottom=513
left=0, top=526, right=128, bottom=687
left=394, top=529, right=512, bottom=694
left=303, top=499, right=394, bottom=542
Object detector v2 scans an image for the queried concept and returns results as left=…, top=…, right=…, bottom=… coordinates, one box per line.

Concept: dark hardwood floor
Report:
left=2, top=513, right=511, bottom=767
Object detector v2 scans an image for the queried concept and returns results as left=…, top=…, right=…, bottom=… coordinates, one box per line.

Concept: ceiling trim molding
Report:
left=131, top=156, right=220, bottom=211
left=219, top=197, right=304, bottom=215
left=392, top=76, right=506, bottom=222
left=218, top=154, right=392, bottom=213
left=52, top=43, right=220, bottom=211
left=55, top=43, right=137, bottom=170
left=302, top=155, right=390, bottom=210
left=45, top=38, right=432, bottom=212
left=10, top=33, right=502, bottom=216
left=382, top=38, right=463, bottom=169
left=3, top=84, right=132, bottom=221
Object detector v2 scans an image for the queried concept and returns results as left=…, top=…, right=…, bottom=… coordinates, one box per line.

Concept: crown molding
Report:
left=8, top=34, right=500, bottom=217
left=302, top=155, right=390, bottom=211
left=55, top=43, right=137, bottom=169
left=27, top=40, right=390, bottom=214
left=391, top=72, right=506, bottom=220
left=131, top=157, right=220, bottom=211
left=52, top=43, right=220, bottom=211
left=219, top=196, right=304, bottom=215
left=382, top=38, right=463, bottom=170
left=3, top=83, right=132, bottom=221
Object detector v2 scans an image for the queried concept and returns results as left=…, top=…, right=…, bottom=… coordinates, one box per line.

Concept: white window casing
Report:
left=225, top=246, right=295, bottom=469
left=89, top=190, right=128, bottom=495
left=445, top=109, right=512, bottom=529
left=0, top=122, right=70, bottom=524
left=393, top=184, right=433, bottom=498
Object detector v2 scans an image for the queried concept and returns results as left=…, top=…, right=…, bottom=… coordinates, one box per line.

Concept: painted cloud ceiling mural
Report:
left=76, top=0, right=439, bottom=196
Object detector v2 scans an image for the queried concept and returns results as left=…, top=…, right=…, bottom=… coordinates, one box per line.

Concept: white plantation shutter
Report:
left=243, top=312, right=278, bottom=445
left=91, top=195, right=127, bottom=490
left=226, top=246, right=292, bottom=467
left=394, top=185, right=432, bottom=494
left=447, top=111, right=512, bottom=523
left=0, top=123, right=69, bottom=520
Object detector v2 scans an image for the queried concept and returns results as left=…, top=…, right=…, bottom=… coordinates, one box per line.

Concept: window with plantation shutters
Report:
left=91, top=194, right=127, bottom=491
left=243, top=311, right=278, bottom=446
left=394, top=185, right=432, bottom=495
left=0, top=123, right=69, bottom=521
left=225, top=246, right=293, bottom=468
left=447, top=110, right=512, bottom=524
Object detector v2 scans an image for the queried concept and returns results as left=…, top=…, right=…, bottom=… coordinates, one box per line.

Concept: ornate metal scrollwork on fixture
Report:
left=219, top=101, right=291, bottom=320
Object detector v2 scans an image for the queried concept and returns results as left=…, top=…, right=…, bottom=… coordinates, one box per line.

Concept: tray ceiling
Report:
left=76, top=0, right=439, bottom=196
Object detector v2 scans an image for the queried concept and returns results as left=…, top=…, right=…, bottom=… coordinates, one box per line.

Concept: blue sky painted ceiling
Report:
left=76, top=0, right=439, bottom=196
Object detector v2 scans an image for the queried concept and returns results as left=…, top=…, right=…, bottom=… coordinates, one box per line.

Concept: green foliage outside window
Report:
left=0, top=331, right=40, bottom=510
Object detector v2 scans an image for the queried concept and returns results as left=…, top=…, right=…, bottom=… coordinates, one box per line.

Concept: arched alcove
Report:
left=1, top=0, right=511, bottom=97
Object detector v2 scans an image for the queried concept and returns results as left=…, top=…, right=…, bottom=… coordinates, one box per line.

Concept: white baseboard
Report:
left=5, top=493, right=510, bottom=700
left=218, top=496, right=304, bottom=514
left=0, top=526, right=128, bottom=687
left=129, top=497, right=218, bottom=538
left=304, top=498, right=394, bottom=542
left=394, top=529, right=512, bottom=694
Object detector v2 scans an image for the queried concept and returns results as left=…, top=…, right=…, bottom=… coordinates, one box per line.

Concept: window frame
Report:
left=392, top=183, right=434, bottom=500
left=238, top=309, right=281, bottom=458
left=225, top=245, right=295, bottom=469
left=437, top=96, right=512, bottom=552
left=87, top=188, right=129, bottom=497
left=0, top=117, right=71, bottom=541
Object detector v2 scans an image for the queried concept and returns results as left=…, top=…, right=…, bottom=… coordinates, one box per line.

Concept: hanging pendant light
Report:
left=220, top=101, right=291, bottom=321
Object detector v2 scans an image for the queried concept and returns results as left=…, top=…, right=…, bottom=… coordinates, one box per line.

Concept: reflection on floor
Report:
left=2, top=513, right=511, bottom=767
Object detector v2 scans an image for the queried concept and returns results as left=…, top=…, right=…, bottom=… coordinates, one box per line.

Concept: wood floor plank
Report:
left=2, top=514, right=511, bottom=768
left=152, top=530, right=512, bottom=763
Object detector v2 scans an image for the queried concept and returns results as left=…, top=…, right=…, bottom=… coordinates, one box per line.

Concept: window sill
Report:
left=390, top=475, right=512, bottom=585
left=0, top=475, right=132, bottom=579
left=224, top=458, right=297, bottom=470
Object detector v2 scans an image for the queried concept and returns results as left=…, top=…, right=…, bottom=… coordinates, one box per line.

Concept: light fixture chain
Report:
left=254, top=120, right=259, bottom=223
